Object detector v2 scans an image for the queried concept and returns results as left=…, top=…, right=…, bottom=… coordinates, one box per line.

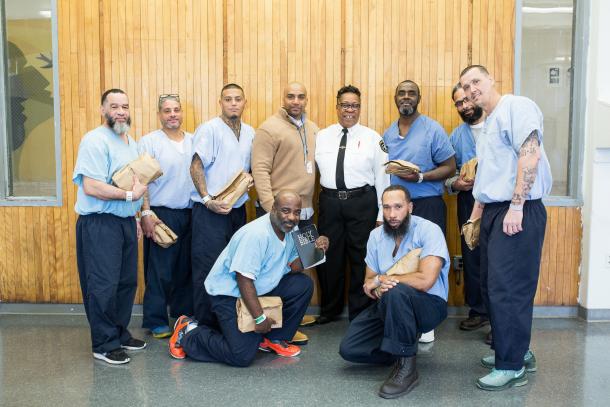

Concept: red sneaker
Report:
left=169, top=316, right=193, bottom=359
left=258, top=338, right=301, bottom=358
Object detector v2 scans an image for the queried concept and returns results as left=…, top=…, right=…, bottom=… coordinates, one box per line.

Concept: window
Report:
left=516, top=0, right=586, bottom=203
left=0, top=0, right=60, bottom=205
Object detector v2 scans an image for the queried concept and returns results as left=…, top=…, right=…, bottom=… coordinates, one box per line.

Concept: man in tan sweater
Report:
left=251, top=82, right=319, bottom=344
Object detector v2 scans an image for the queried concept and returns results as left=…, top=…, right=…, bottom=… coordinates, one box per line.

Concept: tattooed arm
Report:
left=190, top=154, right=231, bottom=215
left=503, top=130, right=541, bottom=236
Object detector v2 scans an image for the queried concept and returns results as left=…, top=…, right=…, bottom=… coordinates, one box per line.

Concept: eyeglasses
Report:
left=338, top=103, right=361, bottom=111
left=454, top=97, right=470, bottom=108
left=159, top=94, right=180, bottom=102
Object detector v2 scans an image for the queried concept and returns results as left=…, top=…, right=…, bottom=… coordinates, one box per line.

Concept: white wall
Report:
left=579, top=0, right=610, bottom=311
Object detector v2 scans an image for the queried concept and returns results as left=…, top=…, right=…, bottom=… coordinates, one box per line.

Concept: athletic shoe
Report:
left=287, top=330, right=309, bottom=345
left=121, top=337, right=147, bottom=350
left=151, top=326, right=172, bottom=339
left=258, top=338, right=301, bottom=357
left=93, top=349, right=130, bottom=365
left=481, top=350, right=537, bottom=373
left=418, top=330, right=435, bottom=343
left=299, top=315, right=316, bottom=327
left=476, top=367, right=528, bottom=391
left=169, top=315, right=193, bottom=359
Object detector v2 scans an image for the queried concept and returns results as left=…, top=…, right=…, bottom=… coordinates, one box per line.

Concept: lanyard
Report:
left=296, top=123, right=308, bottom=164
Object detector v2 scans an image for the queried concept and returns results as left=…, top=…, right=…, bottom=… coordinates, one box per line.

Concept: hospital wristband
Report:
left=509, top=204, right=524, bottom=211
left=255, top=314, right=267, bottom=325
left=141, top=209, right=154, bottom=218
left=125, top=191, right=133, bottom=202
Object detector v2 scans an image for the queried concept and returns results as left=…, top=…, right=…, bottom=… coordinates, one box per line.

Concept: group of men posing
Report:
left=73, top=64, right=552, bottom=399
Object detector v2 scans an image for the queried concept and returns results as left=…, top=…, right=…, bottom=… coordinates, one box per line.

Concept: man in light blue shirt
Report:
left=382, top=80, right=456, bottom=235
left=190, top=83, right=255, bottom=327
left=73, top=89, right=148, bottom=365
left=168, top=191, right=329, bottom=367
left=460, top=65, right=552, bottom=391
left=138, top=94, right=195, bottom=338
left=340, top=185, right=449, bottom=400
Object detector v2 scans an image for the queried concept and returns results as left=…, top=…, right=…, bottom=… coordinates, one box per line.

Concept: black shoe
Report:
left=378, top=356, right=420, bottom=399
left=121, top=337, right=147, bottom=350
left=93, top=348, right=130, bottom=365
left=459, top=315, right=490, bottom=331
left=485, top=331, right=493, bottom=345
left=316, top=315, right=337, bottom=325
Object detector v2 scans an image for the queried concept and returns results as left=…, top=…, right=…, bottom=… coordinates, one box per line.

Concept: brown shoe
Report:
left=288, top=330, right=309, bottom=345
left=299, top=315, right=316, bottom=327
left=378, top=356, right=420, bottom=399
left=485, top=331, right=493, bottom=345
left=459, top=315, right=490, bottom=331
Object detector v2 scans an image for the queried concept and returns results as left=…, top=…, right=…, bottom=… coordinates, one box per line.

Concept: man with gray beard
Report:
left=73, top=89, right=148, bottom=365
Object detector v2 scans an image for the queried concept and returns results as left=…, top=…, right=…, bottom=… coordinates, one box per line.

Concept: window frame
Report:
left=0, top=0, right=62, bottom=207
left=514, top=0, right=588, bottom=207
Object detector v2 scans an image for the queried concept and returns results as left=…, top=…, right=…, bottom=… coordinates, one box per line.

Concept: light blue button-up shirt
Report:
left=365, top=215, right=450, bottom=301
left=191, top=117, right=255, bottom=208
left=138, top=129, right=195, bottom=209
left=383, top=115, right=455, bottom=199
left=73, top=125, right=142, bottom=217
left=449, top=123, right=477, bottom=170
left=473, top=95, right=553, bottom=204
left=204, top=214, right=299, bottom=297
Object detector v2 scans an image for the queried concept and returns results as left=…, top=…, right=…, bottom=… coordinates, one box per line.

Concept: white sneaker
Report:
left=419, top=330, right=435, bottom=343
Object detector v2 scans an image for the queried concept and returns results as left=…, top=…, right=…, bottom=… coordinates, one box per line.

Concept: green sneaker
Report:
left=476, top=367, right=528, bottom=391
left=481, top=350, right=537, bottom=372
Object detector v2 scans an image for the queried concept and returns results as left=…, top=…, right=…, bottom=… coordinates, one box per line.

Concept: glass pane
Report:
left=521, top=0, right=574, bottom=196
left=4, top=0, right=55, bottom=197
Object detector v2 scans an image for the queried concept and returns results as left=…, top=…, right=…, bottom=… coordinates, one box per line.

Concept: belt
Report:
left=321, top=185, right=373, bottom=200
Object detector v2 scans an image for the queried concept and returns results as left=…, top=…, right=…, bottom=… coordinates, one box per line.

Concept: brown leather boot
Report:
left=378, top=356, right=419, bottom=399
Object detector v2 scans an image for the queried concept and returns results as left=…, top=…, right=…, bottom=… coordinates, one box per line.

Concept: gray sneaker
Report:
left=476, top=367, right=528, bottom=391
left=481, top=350, right=536, bottom=372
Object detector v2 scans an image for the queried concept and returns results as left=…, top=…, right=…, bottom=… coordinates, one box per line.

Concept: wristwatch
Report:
left=417, top=172, right=424, bottom=183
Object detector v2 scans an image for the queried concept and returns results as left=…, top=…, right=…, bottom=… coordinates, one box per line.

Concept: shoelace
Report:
left=391, top=360, right=410, bottom=382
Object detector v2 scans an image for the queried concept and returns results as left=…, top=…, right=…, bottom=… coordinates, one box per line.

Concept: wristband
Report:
left=141, top=209, right=154, bottom=218
left=125, top=191, right=133, bottom=202
left=373, top=274, right=381, bottom=288
left=417, top=172, right=424, bottom=183
left=202, top=195, right=213, bottom=205
left=509, top=204, right=524, bottom=211
left=254, top=314, right=267, bottom=325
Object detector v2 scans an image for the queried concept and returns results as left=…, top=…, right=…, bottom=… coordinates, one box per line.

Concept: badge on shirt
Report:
left=379, top=140, right=388, bottom=153
left=306, top=160, right=313, bottom=174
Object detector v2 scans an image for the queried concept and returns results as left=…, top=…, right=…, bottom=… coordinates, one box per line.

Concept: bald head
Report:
left=273, top=190, right=302, bottom=208
left=270, top=190, right=302, bottom=234
left=282, top=82, right=308, bottom=119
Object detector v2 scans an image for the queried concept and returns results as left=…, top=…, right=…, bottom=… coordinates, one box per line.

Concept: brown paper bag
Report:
left=460, top=157, right=478, bottom=182
left=386, top=248, right=423, bottom=276
left=215, top=171, right=250, bottom=207
left=154, top=223, right=178, bottom=248
left=236, top=296, right=283, bottom=333
left=112, top=153, right=163, bottom=191
left=384, top=160, right=421, bottom=176
left=461, top=217, right=481, bottom=250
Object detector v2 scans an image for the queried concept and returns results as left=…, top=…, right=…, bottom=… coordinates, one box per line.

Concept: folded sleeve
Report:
left=72, top=136, right=110, bottom=186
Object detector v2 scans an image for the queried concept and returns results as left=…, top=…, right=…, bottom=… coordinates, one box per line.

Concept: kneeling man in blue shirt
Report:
left=169, top=190, right=328, bottom=366
left=340, top=185, right=449, bottom=399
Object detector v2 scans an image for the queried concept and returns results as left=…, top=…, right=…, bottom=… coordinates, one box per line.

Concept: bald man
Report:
left=251, top=82, right=320, bottom=340
left=169, top=191, right=328, bottom=367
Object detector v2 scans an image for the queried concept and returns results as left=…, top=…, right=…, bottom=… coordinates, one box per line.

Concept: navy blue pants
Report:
left=182, top=273, right=313, bottom=367
left=339, top=284, right=447, bottom=364
left=142, top=207, right=193, bottom=329
left=411, top=195, right=447, bottom=235
left=457, top=190, right=486, bottom=318
left=76, top=213, right=138, bottom=354
left=480, top=199, right=546, bottom=370
left=192, top=203, right=247, bottom=325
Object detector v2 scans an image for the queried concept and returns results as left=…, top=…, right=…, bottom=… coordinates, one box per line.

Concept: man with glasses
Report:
left=314, top=85, right=389, bottom=323
left=382, top=80, right=456, bottom=343
left=138, top=94, right=195, bottom=339
left=190, top=83, right=255, bottom=327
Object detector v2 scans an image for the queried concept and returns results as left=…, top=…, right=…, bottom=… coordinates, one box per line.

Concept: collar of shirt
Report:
left=285, top=110, right=306, bottom=128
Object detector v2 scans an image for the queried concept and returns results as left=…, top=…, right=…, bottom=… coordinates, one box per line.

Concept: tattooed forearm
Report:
left=511, top=193, right=523, bottom=206
left=190, top=154, right=208, bottom=198
left=522, top=166, right=537, bottom=197
left=519, top=130, right=540, bottom=157
left=511, top=130, right=540, bottom=207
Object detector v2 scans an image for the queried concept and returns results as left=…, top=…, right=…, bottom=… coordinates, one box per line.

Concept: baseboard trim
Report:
left=578, top=305, right=610, bottom=321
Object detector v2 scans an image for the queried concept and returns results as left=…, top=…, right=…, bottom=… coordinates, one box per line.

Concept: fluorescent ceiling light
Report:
left=522, top=6, right=573, bottom=14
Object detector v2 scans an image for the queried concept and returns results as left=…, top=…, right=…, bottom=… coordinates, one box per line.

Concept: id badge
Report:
left=306, top=160, right=313, bottom=174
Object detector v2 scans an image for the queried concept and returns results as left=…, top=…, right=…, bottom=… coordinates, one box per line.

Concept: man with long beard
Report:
left=73, top=89, right=148, bottom=364
left=339, top=185, right=449, bottom=399
left=446, top=84, right=489, bottom=334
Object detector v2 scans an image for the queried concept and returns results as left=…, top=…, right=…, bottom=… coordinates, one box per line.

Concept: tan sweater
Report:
left=252, top=109, right=319, bottom=212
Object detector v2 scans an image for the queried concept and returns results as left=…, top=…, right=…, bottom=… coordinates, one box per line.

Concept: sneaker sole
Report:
left=169, top=351, right=186, bottom=360
left=93, top=352, right=130, bottom=365
left=378, top=375, right=420, bottom=399
left=287, top=339, right=308, bottom=345
left=476, top=375, right=528, bottom=391
left=258, top=345, right=301, bottom=358
left=121, top=343, right=147, bottom=351
left=480, top=359, right=537, bottom=373
left=153, top=332, right=172, bottom=339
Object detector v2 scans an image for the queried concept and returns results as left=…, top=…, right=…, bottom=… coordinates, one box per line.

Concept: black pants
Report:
left=317, top=187, right=377, bottom=320
left=480, top=199, right=546, bottom=370
left=183, top=273, right=313, bottom=367
left=411, top=195, right=447, bottom=235
left=339, top=284, right=447, bottom=364
left=142, top=207, right=193, bottom=329
left=192, top=202, right=247, bottom=326
left=457, top=190, right=486, bottom=318
left=76, top=213, right=138, bottom=354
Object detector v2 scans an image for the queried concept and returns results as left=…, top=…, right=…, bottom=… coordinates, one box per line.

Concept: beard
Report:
left=398, top=103, right=415, bottom=116
left=383, top=213, right=411, bottom=240
left=459, top=105, right=483, bottom=125
left=105, top=113, right=132, bottom=135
